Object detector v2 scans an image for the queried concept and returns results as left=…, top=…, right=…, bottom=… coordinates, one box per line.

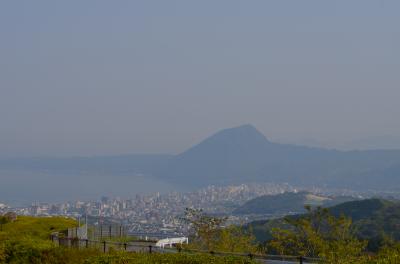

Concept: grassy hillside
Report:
left=0, top=216, right=256, bottom=264
left=0, top=216, right=76, bottom=240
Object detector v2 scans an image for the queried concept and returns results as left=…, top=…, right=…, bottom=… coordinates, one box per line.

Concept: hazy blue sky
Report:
left=1, top=1, right=399, bottom=157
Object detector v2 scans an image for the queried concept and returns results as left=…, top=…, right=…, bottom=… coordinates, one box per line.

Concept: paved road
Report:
left=257, top=259, right=302, bottom=264
left=159, top=248, right=306, bottom=263
left=261, top=261, right=298, bottom=264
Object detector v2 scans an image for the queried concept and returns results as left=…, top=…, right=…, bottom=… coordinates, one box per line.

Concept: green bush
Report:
left=84, top=252, right=257, bottom=264
left=371, top=243, right=400, bottom=264
left=2, top=238, right=100, bottom=264
left=4, top=238, right=54, bottom=263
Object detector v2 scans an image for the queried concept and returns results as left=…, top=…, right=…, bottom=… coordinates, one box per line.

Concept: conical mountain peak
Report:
left=178, top=124, right=270, bottom=157
left=214, top=124, right=270, bottom=142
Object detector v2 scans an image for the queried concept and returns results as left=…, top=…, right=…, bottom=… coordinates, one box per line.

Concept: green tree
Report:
left=372, top=240, right=400, bottom=263
left=183, top=208, right=226, bottom=251
left=0, top=216, right=9, bottom=232
left=268, top=206, right=367, bottom=263
left=182, top=208, right=257, bottom=253
left=214, top=225, right=257, bottom=254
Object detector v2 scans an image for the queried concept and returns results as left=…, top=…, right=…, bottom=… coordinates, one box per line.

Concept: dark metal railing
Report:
left=50, top=234, right=321, bottom=263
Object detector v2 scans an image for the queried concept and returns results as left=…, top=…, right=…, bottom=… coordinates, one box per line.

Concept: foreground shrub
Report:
left=269, top=206, right=367, bottom=263
left=182, top=208, right=258, bottom=254
left=84, top=252, right=257, bottom=264
left=2, top=238, right=99, bottom=264
left=371, top=243, right=400, bottom=264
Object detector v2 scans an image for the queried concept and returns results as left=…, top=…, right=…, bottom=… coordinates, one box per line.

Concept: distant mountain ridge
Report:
left=162, top=125, right=277, bottom=185
left=232, top=191, right=356, bottom=215
left=1, top=124, right=400, bottom=191
left=158, top=124, right=400, bottom=189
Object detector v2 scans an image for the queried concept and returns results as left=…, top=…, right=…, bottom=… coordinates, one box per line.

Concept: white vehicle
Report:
left=155, top=237, right=189, bottom=248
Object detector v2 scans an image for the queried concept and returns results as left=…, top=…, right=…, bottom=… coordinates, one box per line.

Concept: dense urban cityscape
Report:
left=0, top=183, right=370, bottom=239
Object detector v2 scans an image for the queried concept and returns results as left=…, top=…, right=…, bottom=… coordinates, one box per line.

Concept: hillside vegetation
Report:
left=265, top=206, right=400, bottom=264
left=0, top=216, right=76, bottom=240
left=2, top=204, right=400, bottom=263
left=0, top=216, right=256, bottom=264
left=233, top=191, right=355, bottom=215
left=248, top=198, right=400, bottom=251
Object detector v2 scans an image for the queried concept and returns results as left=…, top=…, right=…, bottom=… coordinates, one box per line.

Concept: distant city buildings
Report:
left=1, top=183, right=381, bottom=237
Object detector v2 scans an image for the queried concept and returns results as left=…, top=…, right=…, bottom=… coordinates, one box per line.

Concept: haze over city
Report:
left=1, top=0, right=400, bottom=158
left=2, top=2, right=400, bottom=263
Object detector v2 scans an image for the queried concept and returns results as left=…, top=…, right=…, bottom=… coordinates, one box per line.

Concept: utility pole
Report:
left=85, top=214, right=88, bottom=239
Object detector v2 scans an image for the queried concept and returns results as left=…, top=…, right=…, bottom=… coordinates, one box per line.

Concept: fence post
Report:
left=85, top=239, right=89, bottom=248
left=103, top=241, right=106, bottom=253
left=124, top=243, right=127, bottom=251
left=299, top=256, right=303, bottom=264
left=248, top=253, right=253, bottom=260
left=149, top=245, right=152, bottom=254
